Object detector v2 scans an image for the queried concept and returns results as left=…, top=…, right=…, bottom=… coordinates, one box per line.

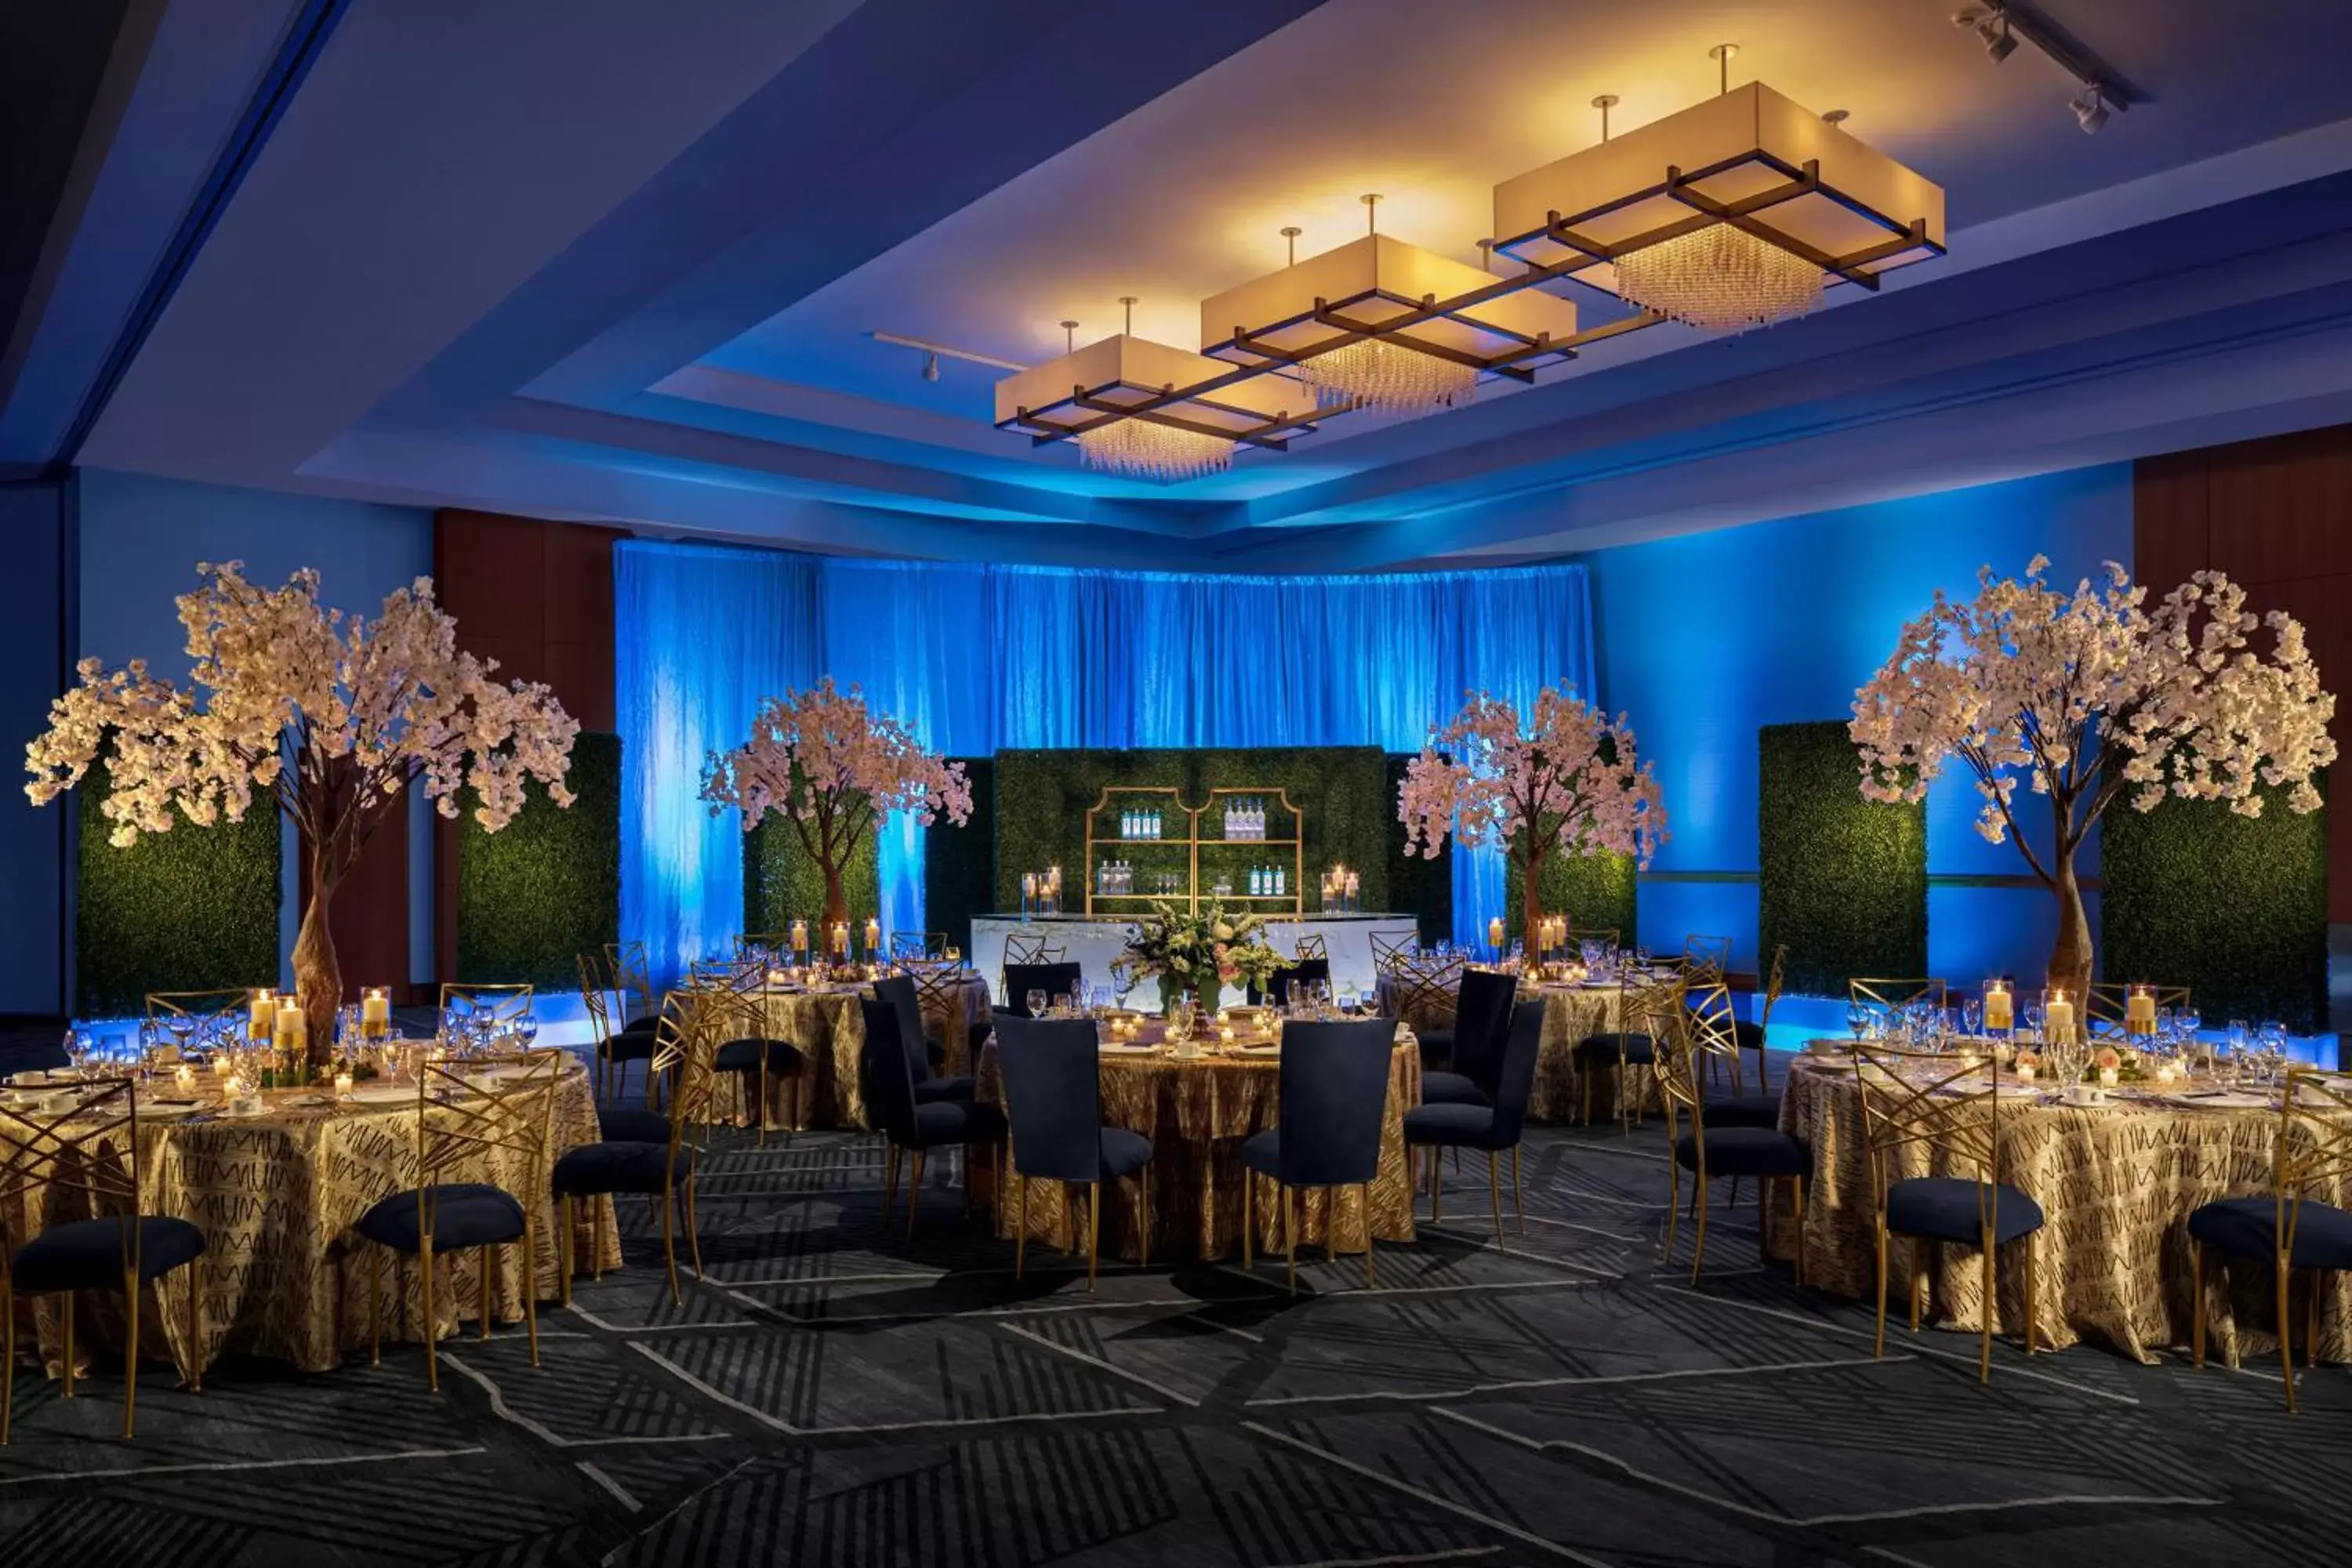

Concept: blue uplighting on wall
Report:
left=616, top=543, right=1597, bottom=982
left=1588, top=463, right=2133, bottom=985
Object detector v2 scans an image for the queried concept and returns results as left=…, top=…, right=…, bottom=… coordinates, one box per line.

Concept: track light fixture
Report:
left=2071, top=86, right=2109, bottom=135
left=920, top=352, right=940, bottom=383
left=1954, top=4, right=2133, bottom=135
left=1957, top=6, right=2017, bottom=61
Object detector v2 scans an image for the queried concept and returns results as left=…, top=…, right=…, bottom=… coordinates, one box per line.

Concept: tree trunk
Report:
left=1519, top=844, right=1546, bottom=953
left=2048, top=844, right=2095, bottom=1002
left=292, top=859, right=341, bottom=1076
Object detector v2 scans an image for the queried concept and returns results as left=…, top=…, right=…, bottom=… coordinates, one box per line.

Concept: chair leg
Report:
left=660, top=1178, right=683, bottom=1307
left=684, top=1172, right=705, bottom=1281
left=61, top=1292, right=74, bottom=1400
left=1664, top=1153, right=1681, bottom=1265
left=1362, top=1183, right=1377, bottom=1289
left=2309, top=1268, right=2321, bottom=1372
left=757, top=1059, right=769, bottom=1149
left=881, top=1144, right=901, bottom=1235
left=2022, top=1232, right=2037, bottom=1356
left=481, top=1245, right=495, bottom=1339
left=2191, top=1243, right=2207, bottom=1368
left=1511, top=1145, right=1525, bottom=1236
left=1241, top=1172, right=1254, bottom=1272
left=2279, top=1256, right=2299, bottom=1413
left=371, top=1247, right=384, bottom=1364
left=1138, top=1165, right=1152, bottom=1270
left=907, top=1149, right=927, bottom=1243
left=1909, top=1242, right=1927, bottom=1332
left=559, top=1196, right=575, bottom=1307
left=522, top=1226, right=541, bottom=1368
left=1873, top=1220, right=1890, bottom=1361
left=1014, top=1170, right=1029, bottom=1280
left=1690, top=1171, right=1710, bottom=1285
left=1978, top=1232, right=1996, bottom=1385
left=121, top=1270, right=139, bottom=1440
left=1, top=1277, right=11, bottom=1446
left=1428, top=1146, right=1443, bottom=1225
left=1486, top=1151, right=1506, bottom=1254
left=594, top=1195, right=608, bottom=1281
left=1788, top=1176, right=1806, bottom=1290
left=1284, top=1185, right=1298, bottom=1296
left=1087, top=1184, right=1101, bottom=1293
left=185, top=1265, right=203, bottom=1393
left=422, top=1244, right=440, bottom=1392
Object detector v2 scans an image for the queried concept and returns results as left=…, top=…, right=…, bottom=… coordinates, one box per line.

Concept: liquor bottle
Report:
left=1273, top=864, right=1285, bottom=897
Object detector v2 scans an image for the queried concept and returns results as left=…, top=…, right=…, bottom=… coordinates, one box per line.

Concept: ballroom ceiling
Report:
left=10, top=0, right=2352, bottom=568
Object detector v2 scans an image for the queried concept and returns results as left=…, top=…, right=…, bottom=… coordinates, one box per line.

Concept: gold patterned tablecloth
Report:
left=1774, top=1050, right=2352, bottom=1364
left=1375, top=974, right=1646, bottom=1123
left=973, top=1022, right=1422, bottom=1263
left=749, top=976, right=993, bottom=1131
left=2, top=1058, right=619, bottom=1376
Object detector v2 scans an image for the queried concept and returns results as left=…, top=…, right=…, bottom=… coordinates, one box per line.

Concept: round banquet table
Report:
left=972, top=1016, right=1422, bottom=1264
left=1773, top=1047, right=2352, bottom=1365
left=749, top=973, right=993, bottom=1131
left=1375, top=970, right=1658, bottom=1123
left=0, top=1055, right=619, bottom=1377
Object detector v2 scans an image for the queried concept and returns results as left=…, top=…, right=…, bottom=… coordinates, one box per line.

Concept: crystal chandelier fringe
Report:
left=1295, top=338, right=1479, bottom=416
left=1075, top=421, right=1233, bottom=483
left=1613, top=224, right=1823, bottom=332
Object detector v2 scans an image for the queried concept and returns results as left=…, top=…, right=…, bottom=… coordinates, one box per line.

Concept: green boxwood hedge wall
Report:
left=76, top=766, right=282, bottom=1018
left=457, top=731, right=622, bottom=989
left=923, top=757, right=996, bottom=953
left=2102, top=780, right=2328, bottom=1033
left=1383, top=752, right=1452, bottom=943
left=744, top=804, right=881, bottom=938
left=1503, top=839, right=1638, bottom=944
left=993, top=748, right=1392, bottom=914
left=1759, top=720, right=1927, bottom=996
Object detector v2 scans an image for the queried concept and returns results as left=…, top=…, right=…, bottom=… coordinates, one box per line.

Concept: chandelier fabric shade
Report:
left=1199, top=234, right=1578, bottom=415
left=1491, top=82, right=1944, bottom=330
left=993, top=335, right=1311, bottom=483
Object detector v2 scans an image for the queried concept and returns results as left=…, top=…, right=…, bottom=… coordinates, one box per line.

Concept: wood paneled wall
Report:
left=431, top=510, right=624, bottom=983
left=2136, top=424, right=2352, bottom=919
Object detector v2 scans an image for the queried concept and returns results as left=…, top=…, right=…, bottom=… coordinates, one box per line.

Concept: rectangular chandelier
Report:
left=1491, top=82, right=1943, bottom=327
left=1198, top=234, right=1580, bottom=412
left=993, top=335, right=1314, bottom=482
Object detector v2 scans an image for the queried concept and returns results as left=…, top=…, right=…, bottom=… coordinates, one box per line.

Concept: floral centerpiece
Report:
left=1851, top=557, right=2335, bottom=1000
left=701, top=680, right=972, bottom=936
left=1399, top=687, right=1668, bottom=946
left=1116, top=899, right=1287, bottom=1014
left=24, top=563, right=579, bottom=1073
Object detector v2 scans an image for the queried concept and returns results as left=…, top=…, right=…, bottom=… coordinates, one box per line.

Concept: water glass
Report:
left=1025, top=988, right=1047, bottom=1018
left=1846, top=1003, right=1870, bottom=1044
left=1962, top=999, right=1983, bottom=1036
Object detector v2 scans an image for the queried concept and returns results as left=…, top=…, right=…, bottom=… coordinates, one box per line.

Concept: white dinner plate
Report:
left=1235, top=1043, right=1282, bottom=1056
left=350, top=1083, right=412, bottom=1105
left=142, top=1099, right=208, bottom=1120
left=1098, top=1042, right=1157, bottom=1054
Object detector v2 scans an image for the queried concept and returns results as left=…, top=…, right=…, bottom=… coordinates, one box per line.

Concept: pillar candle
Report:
left=274, top=1000, right=303, bottom=1051
left=249, top=989, right=275, bottom=1040
left=361, top=986, right=390, bottom=1038
left=864, top=916, right=880, bottom=955
left=1487, top=916, right=1504, bottom=950
left=1983, top=982, right=2013, bottom=1033
left=830, top=921, right=849, bottom=957
left=2125, top=986, right=2156, bottom=1036
left=789, top=918, right=809, bottom=955
left=2045, top=992, right=2074, bottom=1044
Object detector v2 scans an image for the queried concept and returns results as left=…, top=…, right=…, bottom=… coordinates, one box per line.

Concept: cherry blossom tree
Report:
left=25, top=562, right=580, bottom=1068
left=701, top=681, right=973, bottom=939
left=1399, top=688, right=1668, bottom=946
left=1851, top=557, right=2336, bottom=999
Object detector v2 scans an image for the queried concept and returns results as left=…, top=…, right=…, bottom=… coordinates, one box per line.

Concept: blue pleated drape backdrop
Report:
left=616, top=540, right=1595, bottom=982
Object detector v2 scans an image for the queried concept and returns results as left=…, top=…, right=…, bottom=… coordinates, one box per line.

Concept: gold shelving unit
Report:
left=1082, top=786, right=1305, bottom=916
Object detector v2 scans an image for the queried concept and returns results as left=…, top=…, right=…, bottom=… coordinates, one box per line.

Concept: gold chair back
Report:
left=1849, top=1042, right=2004, bottom=1204
left=2085, top=983, right=2191, bottom=1040
left=143, top=990, right=252, bottom=1058
left=1369, top=931, right=1415, bottom=973
left=606, top=941, right=655, bottom=1022
left=890, top=931, right=946, bottom=960
left=1760, top=944, right=1788, bottom=1028
left=1849, top=978, right=1947, bottom=1022
left=1569, top=927, right=1620, bottom=951
left=2270, top=1070, right=2352, bottom=1228
left=1001, top=933, right=1065, bottom=967
left=1293, top=934, right=1330, bottom=962
left=577, top=954, right=617, bottom=1043
left=1684, top=935, right=1733, bottom=981
left=439, top=982, right=535, bottom=1031
left=1682, top=977, right=1745, bottom=1094
left=0, top=1076, right=144, bottom=1218
left=415, top=1048, right=563, bottom=1183
left=1392, top=962, right=1461, bottom=1027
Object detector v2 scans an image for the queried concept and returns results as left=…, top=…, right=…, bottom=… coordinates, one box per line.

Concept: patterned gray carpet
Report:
left=0, top=1050, right=2340, bottom=1566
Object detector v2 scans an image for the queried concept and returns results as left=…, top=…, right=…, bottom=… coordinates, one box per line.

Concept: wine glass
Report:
left=1024, top=988, right=1047, bottom=1019
left=1338, top=987, right=1360, bottom=1016
left=1847, top=1003, right=1870, bottom=1045
left=1962, top=998, right=1983, bottom=1037
left=2024, top=1001, right=2047, bottom=1043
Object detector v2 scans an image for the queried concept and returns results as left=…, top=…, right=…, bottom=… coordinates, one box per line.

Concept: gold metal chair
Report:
left=1567, top=926, right=1620, bottom=951
left=358, top=1048, right=563, bottom=1392
left=1747, top=944, right=1788, bottom=1094
left=1293, top=934, right=1330, bottom=962
left=1851, top=1041, right=2042, bottom=1383
left=0, top=1078, right=205, bottom=1443
left=735, top=931, right=795, bottom=959
left=1369, top=931, right=1416, bottom=973
left=606, top=941, right=655, bottom=1026
left=143, top=989, right=252, bottom=1063
left=1001, top=933, right=1064, bottom=967
left=438, top=982, right=535, bottom=1036
left=557, top=994, right=713, bottom=1308
left=1390, top=960, right=1461, bottom=1040
left=2188, top=1069, right=2352, bottom=1411
left=1577, top=973, right=1675, bottom=1134
left=890, top=931, right=946, bottom=960
left=1849, top=978, right=1947, bottom=1018
left=1661, top=981, right=1808, bottom=1286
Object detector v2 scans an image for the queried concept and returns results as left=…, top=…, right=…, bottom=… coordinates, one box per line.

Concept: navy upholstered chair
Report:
left=1420, top=969, right=1519, bottom=1109
left=708, top=990, right=805, bottom=1147
left=1574, top=975, right=1662, bottom=1131
left=1853, top=1042, right=2044, bottom=1384
left=1655, top=991, right=1809, bottom=1285
left=871, top=975, right=975, bottom=1104
left=1240, top=1018, right=1397, bottom=1292
left=0, top=1079, right=205, bottom=1443
left=554, top=997, right=709, bottom=1306
left=581, top=954, right=661, bottom=1107
left=1404, top=999, right=1545, bottom=1248
left=1248, top=957, right=1332, bottom=1007
left=2187, top=1069, right=2352, bottom=1411
left=1001, top=962, right=1084, bottom=1018
left=996, top=1015, right=1154, bottom=1287
left=354, top=1050, right=564, bottom=1392
left=860, top=997, right=1006, bottom=1241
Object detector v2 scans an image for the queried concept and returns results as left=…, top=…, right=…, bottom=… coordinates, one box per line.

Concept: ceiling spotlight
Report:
left=2071, top=86, right=2109, bottom=134
left=920, top=352, right=940, bottom=383
left=1953, top=7, right=2015, bottom=60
